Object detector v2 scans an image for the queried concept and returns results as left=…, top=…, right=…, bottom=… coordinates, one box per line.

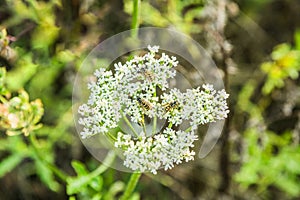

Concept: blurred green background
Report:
left=0, top=0, right=300, bottom=199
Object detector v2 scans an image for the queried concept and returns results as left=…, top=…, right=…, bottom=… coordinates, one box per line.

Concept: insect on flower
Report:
left=163, top=101, right=181, bottom=113
left=137, top=115, right=145, bottom=126
left=137, top=97, right=153, bottom=111
left=139, top=68, right=155, bottom=82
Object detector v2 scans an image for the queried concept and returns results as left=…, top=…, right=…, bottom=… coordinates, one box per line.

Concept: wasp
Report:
left=139, top=68, right=155, bottom=82
left=135, top=96, right=152, bottom=127
left=163, top=101, right=180, bottom=113
left=137, top=97, right=153, bottom=111
left=138, top=116, right=145, bottom=127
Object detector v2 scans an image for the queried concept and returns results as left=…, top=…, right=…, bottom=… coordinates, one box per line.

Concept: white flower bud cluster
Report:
left=78, top=45, right=229, bottom=173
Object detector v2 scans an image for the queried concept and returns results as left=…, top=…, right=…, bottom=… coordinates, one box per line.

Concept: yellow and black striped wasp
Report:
left=163, top=101, right=181, bottom=114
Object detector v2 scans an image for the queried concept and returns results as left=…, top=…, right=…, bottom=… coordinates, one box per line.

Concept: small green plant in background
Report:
left=0, top=68, right=43, bottom=136
left=235, top=128, right=300, bottom=196
left=261, top=42, right=300, bottom=95
left=234, top=32, right=300, bottom=198
left=66, top=152, right=141, bottom=200
left=0, top=67, right=60, bottom=190
left=123, top=0, right=205, bottom=34
left=0, top=66, right=126, bottom=197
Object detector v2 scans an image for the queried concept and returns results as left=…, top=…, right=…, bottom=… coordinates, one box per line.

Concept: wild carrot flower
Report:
left=78, top=45, right=229, bottom=173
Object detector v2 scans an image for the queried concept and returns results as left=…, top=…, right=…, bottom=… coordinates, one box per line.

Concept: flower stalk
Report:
left=121, top=111, right=139, bottom=138
left=120, top=172, right=142, bottom=200
left=131, top=0, right=140, bottom=38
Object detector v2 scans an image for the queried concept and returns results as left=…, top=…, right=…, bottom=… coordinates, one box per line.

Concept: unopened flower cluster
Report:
left=78, top=45, right=229, bottom=173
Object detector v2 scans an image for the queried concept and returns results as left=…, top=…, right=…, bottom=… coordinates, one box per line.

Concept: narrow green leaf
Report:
left=35, top=159, right=60, bottom=191
left=0, top=153, right=24, bottom=178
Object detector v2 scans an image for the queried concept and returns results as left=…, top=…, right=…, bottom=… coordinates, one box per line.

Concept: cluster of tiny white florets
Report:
left=115, top=128, right=198, bottom=174
left=78, top=45, right=229, bottom=173
left=184, top=84, right=229, bottom=128
left=157, top=85, right=229, bottom=129
left=78, top=69, right=122, bottom=139
left=114, top=45, right=178, bottom=123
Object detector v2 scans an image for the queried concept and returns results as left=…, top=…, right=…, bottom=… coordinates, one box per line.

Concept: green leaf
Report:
left=260, top=62, right=273, bottom=73
left=0, top=153, right=25, bottom=178
left=129, top=193, right=140, bottom=200
left=91, top=194, right=102, bottom=200
left=5, top=136, right=27, bottom=152
left=90, top=176, right=103, bottom=191
left=6, top=53, right=38, bottom=90
left=35, top=158, right=60, bottom=191
left=140, top=2, right=169, bottom=26
left=262, top=78, right=275, bottom=95
left=31, top=21, right=60, bottom=49
left=280, top=148, right=300, bottom=174
left=124, top=0, right=168, bottom=27
left=71, top=160, right=88, bottom=176
left=275, top=175, right=300, bottom=197
left=66, top=175, right=94, bottom=195
left=287, top=68, right=299, bottom=79
left=28, top=62, right=63, bottom=95
left=56, top=50, right=75, bottom=63
left=6, top=0, right=38, bottom=22
left=103, top=181, right=125, bottom=200
left=271, top=44, right=291, bottom=60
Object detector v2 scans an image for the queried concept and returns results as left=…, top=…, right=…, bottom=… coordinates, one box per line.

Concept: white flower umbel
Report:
left=185, top=84, right=230, bottom=128
left=78, top=69, right=122, bottom=138
left=78, top=46, right=229, bottom=173
left=115, top=128, right=198, bottom=174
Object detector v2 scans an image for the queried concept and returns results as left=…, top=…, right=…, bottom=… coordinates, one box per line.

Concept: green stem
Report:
left=106, top=131, right=117, bottom=142
left=120, top=172, right=142, bottom=200
left=29, top=134, right=68, bottom=181
left=131, top=0, right=140, bottom=38
left=152, top=89, right=157, bottom=135
left=168, top=122, right=173, bottom=128
left=152, top=116, right=157, bottom=135
left=121, top=111, right=139, bottom=138
left=89, top=151, right=116, bottom=178
left=142, top=123, right=147, bottom=137
left=184, top=126, right=193, bottom=132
